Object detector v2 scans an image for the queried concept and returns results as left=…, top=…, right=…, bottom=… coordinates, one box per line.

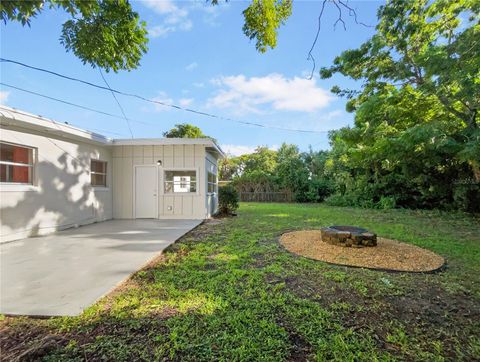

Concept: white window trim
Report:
left=207, top=171, right=218, bottom=195
left=0, top=184, right=39, bottom=192
left=91, top=159, right=108, bottom=188
left=161, top=167, right=200, bottom=196
left=0, top=141, right=36, bottom=186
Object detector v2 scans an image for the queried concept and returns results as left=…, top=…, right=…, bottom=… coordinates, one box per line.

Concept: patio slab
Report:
left=0, top=219, right=202, bottom=316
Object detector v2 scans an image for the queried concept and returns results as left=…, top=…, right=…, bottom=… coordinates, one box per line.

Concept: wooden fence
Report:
left=239, top=192, right=293, bottom=203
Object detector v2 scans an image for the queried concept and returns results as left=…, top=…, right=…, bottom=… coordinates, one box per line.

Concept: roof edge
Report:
left=0, top=106, right=111, bottom=145
left=0, top=106, right=225, bottom=157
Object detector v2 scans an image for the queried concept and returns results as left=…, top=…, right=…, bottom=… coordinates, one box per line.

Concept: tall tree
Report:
left=321, top=0, right=480, bottom=181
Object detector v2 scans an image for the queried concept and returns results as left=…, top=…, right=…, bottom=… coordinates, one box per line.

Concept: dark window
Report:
left=91, top=160, right=107, bottom=187
left=0, top=142, right=34, bottom=184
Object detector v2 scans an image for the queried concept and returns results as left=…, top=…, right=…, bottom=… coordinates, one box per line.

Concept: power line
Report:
left=0, top=57, right=331, bottom=134
left=98, top=68, right=134, bottom=138
left=0, top=82, right=153, bottom=127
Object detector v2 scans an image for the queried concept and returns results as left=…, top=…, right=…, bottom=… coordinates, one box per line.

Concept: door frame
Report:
left=132, top=164, right=159, bottom=219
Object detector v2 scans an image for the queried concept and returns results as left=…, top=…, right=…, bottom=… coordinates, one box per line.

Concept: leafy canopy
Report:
left=1, top=0, right=295, bottom=70
left=321, top=0, right=480, bottom=211
left=242, top=0, right=292, bottom=52
left=220, top=144, right=334, bottom=203
left=1, top=0, right=148, bottom=72
left=163, top=123, right=209, bottom=139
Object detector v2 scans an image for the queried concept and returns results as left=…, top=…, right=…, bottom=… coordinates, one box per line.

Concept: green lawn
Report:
left=2, top=203, right=480, bottom=361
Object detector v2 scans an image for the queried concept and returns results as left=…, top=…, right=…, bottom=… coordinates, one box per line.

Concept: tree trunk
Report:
left=469, top=160, right=480, bottom=183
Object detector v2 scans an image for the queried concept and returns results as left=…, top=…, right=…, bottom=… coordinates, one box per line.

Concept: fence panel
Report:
left=239, top=192, right=292, bottom=203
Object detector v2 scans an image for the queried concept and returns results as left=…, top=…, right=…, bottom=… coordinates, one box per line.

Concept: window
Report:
left=0, top=142, right=34, bottom=184
left=164, top=170, right=196, bottom=193
left=208, top=171, right=217, bottom=193
left=91, top=160, right=107, bottom=187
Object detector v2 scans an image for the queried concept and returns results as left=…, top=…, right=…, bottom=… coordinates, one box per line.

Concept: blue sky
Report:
left=0, top=0, right=381, bottom=156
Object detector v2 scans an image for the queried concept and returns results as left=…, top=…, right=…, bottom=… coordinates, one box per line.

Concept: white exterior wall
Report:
left=205, top=151, right=219, bottom=217
left=0, top=127, right=113, bottom=243
left=112, top=144, right=208, bottom=219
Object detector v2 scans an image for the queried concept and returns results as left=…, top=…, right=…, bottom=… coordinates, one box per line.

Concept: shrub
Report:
left=324, top=194, right=352, bottom=207
left=377, top=196, right=397, bottom=209
left=218, top=185, right=239, bottom=215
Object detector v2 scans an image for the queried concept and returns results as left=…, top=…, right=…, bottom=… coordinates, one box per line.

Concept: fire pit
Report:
left=320, top=225, right=377, bottom=247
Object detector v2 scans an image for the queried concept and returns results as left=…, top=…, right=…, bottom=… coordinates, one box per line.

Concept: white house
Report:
left=0, top=106, right=224, bottom=243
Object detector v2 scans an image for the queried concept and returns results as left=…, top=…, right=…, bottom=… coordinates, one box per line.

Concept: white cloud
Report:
left=221, top=144, right=278, bottom=157
left=208, top=73, right=333, bottom=114
left=179, top=98, right=193, bottom=107
left=142, top=0, right=184, bottom=15
left=144, top=0, right=192, bottom=38
left=185, top=62, right=198, bottom=71
left=193, top=82, right=205, bottom=88
left=0, top=91, right=9, bottom=105
left=148, top=25, right=175, bottom=38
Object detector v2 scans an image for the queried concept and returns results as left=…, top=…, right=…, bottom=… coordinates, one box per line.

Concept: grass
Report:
left=1, top=203, right=479, bottom=361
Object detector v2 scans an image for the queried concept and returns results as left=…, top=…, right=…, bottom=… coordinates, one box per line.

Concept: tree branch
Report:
left=307, top=0, right=327, bottom=80
left=306, top=0, right=373, bottom=80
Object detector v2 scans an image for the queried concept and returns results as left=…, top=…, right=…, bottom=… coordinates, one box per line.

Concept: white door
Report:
left=134, top=166, right=157, bottom=218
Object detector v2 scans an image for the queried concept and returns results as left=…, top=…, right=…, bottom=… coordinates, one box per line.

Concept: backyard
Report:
left=1, top=203, right=479, bottom=361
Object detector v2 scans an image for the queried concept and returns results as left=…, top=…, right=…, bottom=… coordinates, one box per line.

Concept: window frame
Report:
left=90, top=159, right=108, bottom=188
left=207, top=171, right=217, bottom=195
left=0, top=141, right=35, bottom=185
left=163, top=168, right=198, bottom=195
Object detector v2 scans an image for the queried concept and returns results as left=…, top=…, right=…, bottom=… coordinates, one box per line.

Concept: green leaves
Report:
left=163, top=123, right=210, bottom=139
left=323, top=0, right=480, bottom=211
left=242, top=0, right=292, bottom=53
left=2, top=0, right=148, bottom=72
left=60, top=0, right=148, bottom=72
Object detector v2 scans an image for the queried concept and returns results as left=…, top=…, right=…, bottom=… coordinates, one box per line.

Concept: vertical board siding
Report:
left=112, top=144, right=208, bottom=219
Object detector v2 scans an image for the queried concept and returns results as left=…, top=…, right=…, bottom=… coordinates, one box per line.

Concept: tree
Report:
left=321, top=0, right=480, bottom=181
left=222, top=144, right=334, bottom=202
left=2, top=0, right=365, bottom=72
left=163, top=123, right=209, bottom=139
left=1, top=0, right=148, bottom=72
left=321, top=0, right=480, bottom=211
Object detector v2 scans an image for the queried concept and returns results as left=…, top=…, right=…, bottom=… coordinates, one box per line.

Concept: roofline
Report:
left=0, top=106, right=111, bottom=145
left=113, top=138, right=225, bottom=158
left=0, top=106, right=225, bottom=157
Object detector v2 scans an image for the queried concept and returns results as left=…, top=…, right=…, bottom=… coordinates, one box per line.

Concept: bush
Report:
left=377, top=196, right=397, bottom=209
left=324, top=194, right=352, bottom=207
left=218, top=185, right=239, bottom=215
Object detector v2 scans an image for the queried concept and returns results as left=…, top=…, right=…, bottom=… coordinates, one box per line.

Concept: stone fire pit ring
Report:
left=321, top=225, right=377, bottom=247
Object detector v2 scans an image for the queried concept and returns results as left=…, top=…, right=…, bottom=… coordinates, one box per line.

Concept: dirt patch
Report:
left=0, top=322, right=64, bottom=361
left=280, top=230, right=445, bottom=272
left=279, top=268, right=480, bottom=360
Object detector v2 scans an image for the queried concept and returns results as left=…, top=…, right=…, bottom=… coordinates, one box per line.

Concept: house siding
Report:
left=112, top=144, right=208, bottom=219
left=0, top=127, right=113, bottom=243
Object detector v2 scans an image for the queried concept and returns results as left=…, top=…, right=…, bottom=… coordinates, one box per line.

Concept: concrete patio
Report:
left=0, top=219, right=202, bottom=317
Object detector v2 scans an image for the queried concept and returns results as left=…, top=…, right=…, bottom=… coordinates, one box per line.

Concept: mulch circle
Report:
left=280, top=230, right=445, bottom=273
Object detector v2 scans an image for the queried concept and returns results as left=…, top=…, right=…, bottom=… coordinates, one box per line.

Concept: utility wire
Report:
left=98, top=68, right=134, bottom=138
left=0, top=82, right=153, bottom=127
left=0, top=58, right=331, bottom=134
